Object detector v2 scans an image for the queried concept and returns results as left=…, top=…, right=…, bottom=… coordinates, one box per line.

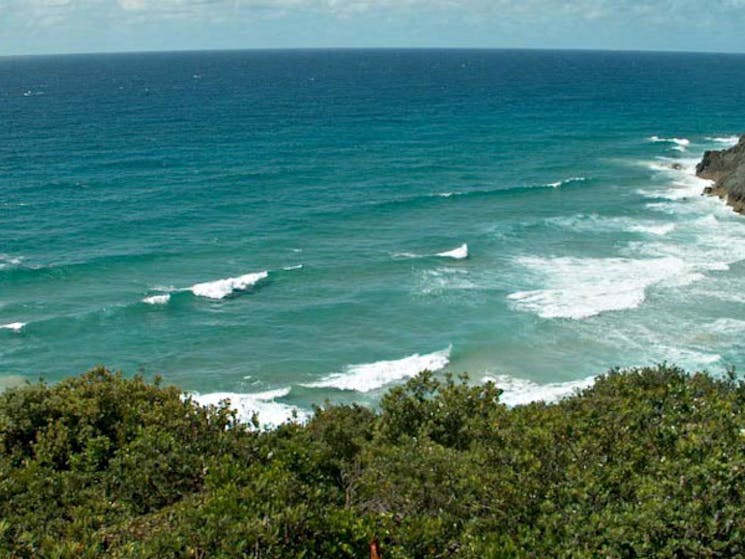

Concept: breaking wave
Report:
left=393, top=244, right=469, bottom=260
left=142, top=294, right=171, bottom=305
left=546, top=176, right=586, bottom=188
left=546, top=213, right=676, bottom=236
left=511, top=143, right=745, bottom=321
left=508, top=255, right=691, bottom=320
left=483, top=373, right=596, bottom=407
left=706, top=136, right=740, bottom=146
left=304, top=346, right=452, bottom=393
left=0, top=254, right=23, bottom=270
left=437, top=243, right=469, bottom=260
left=649, top=136, right=691, bottom=151
left=192, top=387, right=308, bottom=428
left=189, top=271, right=269, bottom=300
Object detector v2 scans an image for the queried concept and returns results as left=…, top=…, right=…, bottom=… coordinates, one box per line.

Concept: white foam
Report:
left=1, top=322, right=26, bottom=332
left=547, top=214, right=675, bottom=236
left=706, top=136, right=740, bottom=146
left=508, top=255, right=691, bottom=320
left=546, top=176, right=586, bottom=188
left=437, top=192, right=457, bottom=198
left=142, top=294, right=171, bottom=305
left=395, top=243, right=469, bottom=261
left=649, top=136, right=691, bottom=151
left=392, top=251, right=422, bottom=259
left=190, top=271, right=269, bottom=300
left=282, top=264, right=303, bottom=271
left=152, top=284, right=178, bottom=292
left=305, top=346, right=452, bottom=393
left=419, top=268, right=476, bottom=294
left=514, top=142, right=745, bottom=320
left=644, top=201, right=679, bottom=214
left=707, top=318, right=745, bottom=336
left=437, top=243, right=469, bottom=260
left=192, top=387, right=307, bottom=427
left=628, top=212, right=745, bottom=276
left=0, top=254, right=23, bottom=269
left=627, top=223, right=676, bottom=236
left=641, top=157, right=713, bottom=200
left=483, top=373, right=596, bottom=407
left=654, top=346, right=722, bottom=368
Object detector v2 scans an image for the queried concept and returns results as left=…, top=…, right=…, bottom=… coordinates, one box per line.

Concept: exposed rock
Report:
left=696, top=135, right=745, bottom=214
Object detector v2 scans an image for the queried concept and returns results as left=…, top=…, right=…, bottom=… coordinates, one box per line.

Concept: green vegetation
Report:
left=2, top=364, right=745, bottom=558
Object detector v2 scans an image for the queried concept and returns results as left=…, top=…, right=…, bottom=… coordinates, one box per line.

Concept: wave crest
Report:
left=484, top=373, right=595, bottom=407
left=192, top=387, right=307, bottom=427
left=190, top=271, right=269, bottom=300
left=305, top=346, right=452, bottom=393
left=0, top=254, right=23, bottom=270
left=142, top=294, right=171, bottom=305
left=649, top=136, right=691, bottom=151
left=547, top=176, right=586, bottom=188
left=437, top=243, right=469, bottom=260
left=706, top=136, right=740, bottom=146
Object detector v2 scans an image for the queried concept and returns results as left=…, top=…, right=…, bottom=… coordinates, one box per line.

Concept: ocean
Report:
left=2, top=49, right=745, bottom=424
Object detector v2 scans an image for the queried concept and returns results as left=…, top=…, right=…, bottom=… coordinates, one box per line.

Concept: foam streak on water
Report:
left=508, top=255, right=690, bottom=319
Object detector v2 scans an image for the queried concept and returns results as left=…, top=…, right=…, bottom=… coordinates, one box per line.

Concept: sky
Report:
left=1, top=0, right=745, bottom=56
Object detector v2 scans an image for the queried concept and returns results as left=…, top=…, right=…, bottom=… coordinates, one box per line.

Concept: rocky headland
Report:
left=696, top=134, right=745, bottom=213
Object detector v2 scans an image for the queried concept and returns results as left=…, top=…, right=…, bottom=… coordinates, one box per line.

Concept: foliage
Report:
left=2, top=364, right=745, bottom=557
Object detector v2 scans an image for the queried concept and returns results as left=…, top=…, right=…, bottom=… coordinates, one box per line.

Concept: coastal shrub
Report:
left=1, top=364, right=745, bottom=557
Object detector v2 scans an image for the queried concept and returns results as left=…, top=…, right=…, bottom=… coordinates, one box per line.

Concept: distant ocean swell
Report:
left=317, top=176, right=591, bottom=220
left=0, top=251, right=176, bottom=277
left=433, top=176, right=587, bottom=199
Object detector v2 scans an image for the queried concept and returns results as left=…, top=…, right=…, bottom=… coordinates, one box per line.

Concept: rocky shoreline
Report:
left=696, top=134, right=745, bottom=214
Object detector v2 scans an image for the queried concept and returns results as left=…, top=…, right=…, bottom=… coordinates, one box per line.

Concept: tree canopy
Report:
left=2, top=364, right=744, bottom=558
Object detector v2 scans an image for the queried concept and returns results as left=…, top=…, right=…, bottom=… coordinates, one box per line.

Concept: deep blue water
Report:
left=2, top=49, right=745, bottom=423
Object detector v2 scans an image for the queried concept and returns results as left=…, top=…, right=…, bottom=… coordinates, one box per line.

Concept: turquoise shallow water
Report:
left=2, top=49, right=745, bottom=423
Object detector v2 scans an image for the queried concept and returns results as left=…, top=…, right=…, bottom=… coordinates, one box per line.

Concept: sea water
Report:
left=2, top=49, right=745, bottom=424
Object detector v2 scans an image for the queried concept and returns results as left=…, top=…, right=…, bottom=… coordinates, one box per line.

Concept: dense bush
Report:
left=2, top=364, right=745, bottom=557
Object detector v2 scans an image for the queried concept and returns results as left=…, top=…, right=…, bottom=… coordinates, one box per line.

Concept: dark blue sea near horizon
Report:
left=2, top=49, right=745, bottom=423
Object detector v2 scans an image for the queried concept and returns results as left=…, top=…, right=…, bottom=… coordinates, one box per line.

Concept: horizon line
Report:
left=2, top=45, right=745, bottom=60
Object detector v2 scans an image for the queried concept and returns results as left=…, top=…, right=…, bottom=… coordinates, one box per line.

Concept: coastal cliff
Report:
left=697, top=134, right=745, bottom=213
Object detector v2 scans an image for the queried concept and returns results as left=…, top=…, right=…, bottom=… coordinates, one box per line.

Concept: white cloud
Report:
left=2, top=0, right=745, bottom=29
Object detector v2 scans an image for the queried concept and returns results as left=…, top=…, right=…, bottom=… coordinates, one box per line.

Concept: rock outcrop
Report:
left=696, top=135, right=745, bottom=214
